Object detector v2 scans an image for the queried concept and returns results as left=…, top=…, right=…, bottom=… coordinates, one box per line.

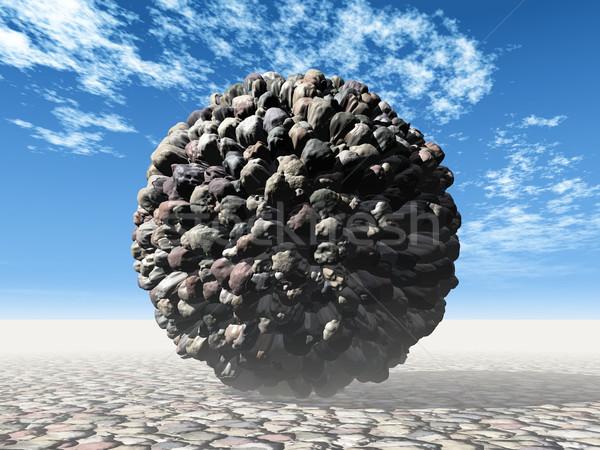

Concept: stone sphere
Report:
left=131, top=70, right=460, bottom=397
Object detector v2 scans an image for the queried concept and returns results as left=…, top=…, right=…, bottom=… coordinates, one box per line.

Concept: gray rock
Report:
left=236, top=115, right=267, bottom=148
left=151, top=144, right=188, bottom=176
left=217, top=117, right=241, bottom=140
left=307, top=97, right=335, bottom=141
left=300, top=139, right=335, bottom=176
left=263, top=107, right=288, bottom=134
left=240, top=162, right=271, bottom=195
left=197, top=133, right=223, bottom=166
left=155, top=271, right=188, bottom=299
left=309, top=188, right=340, bottom=219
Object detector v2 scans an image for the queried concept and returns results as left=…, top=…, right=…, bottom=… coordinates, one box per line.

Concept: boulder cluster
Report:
left=131, top=69, right=461, bottom=397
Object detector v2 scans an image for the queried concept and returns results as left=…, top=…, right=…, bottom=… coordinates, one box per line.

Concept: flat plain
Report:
left=0, top=320, right=598, bottom=449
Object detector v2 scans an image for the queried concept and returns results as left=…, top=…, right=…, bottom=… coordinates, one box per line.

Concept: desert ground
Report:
left=1, top=320, right=599, bottom=449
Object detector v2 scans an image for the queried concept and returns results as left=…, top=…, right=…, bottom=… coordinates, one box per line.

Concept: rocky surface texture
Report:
left=132, top=70, right=460, bottom=396
left=1, top=352, right=599, bottom=449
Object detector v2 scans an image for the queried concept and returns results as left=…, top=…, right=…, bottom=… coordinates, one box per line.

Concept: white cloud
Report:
left=493, top=43, right=522, bottom=56
left=449, top=132, right=469, bottom=141
left=52, top=107, right=136, bottom=133
left=9, top=118, right=33, bottom=128
left=147, top=0, right=496, bottom=123
left=1, top=0, right=497, bottom=127
left=8, top=106, right=134, bottom=156
left=491, top=128, right=517, bottom=147
left=520, top=114, right=567, bottom=128
left=484, top=135, right=554, bottom=200
left=548, top=154, right=583, bottom=170
left=547, top=178, right=600, bottom=214
left=457, top=119, right=600, bottom=278
left=458, top=203, right=600, bottom=279
left=36, top=88, right=80, bottom=107
left=1, top=0, right=496, bottom=155
left=0, top=0, right=213, bottom=102
left=10, top=117, right=109, bottom=155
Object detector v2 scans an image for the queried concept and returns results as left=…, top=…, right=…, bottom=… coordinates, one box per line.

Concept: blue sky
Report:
left=1, top=0, right=599, bottom=319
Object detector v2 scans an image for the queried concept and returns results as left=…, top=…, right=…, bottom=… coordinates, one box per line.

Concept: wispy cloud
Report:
left=449, top=132, right=469, bottom=141
left=52, top=107, right=136, bottom=133
left=485, top=135, right=555, bottom=200
left=32, top=87, right=80, bottom=107
left=547, top=178, right=600, bottom=214
left=519, top=114, right=567, bottom=128
left=493, top=43, right=522, bottom=55
left=8, top=106, right=135, bottom=156
left=459, top=203, right=600, bottom=279
left=148, top=0, right=496, bottom=123
left=458, top=116, right=600, bottom=278
left=1, top=0, right=498, bottom=157
left=0, top=0, right=213, bottom=102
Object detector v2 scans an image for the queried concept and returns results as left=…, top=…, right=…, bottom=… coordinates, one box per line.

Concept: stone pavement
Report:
left=1, top=351, right=599, bottom=449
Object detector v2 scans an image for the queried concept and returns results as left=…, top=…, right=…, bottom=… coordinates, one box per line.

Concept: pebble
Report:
left=1, top=353, right=599, bottom=449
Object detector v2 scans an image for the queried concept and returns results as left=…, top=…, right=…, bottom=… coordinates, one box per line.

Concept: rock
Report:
left=167, top=246, right=202, bottom=272
left=263, top=107, right=289, bottom=133
left=307, top=97, right=335, bottom=141
left=203, top=280, right=221, bottom=302
left=289, top=121, right=315, bottom=155
left=374, top=126, right=397, bottom=154
left=234, top=99, right=256, bottom=119
left=258, top=91, right=280, bottom=109
left=309, top=188, right=340, bottom=219
left=268, top=126, right=294, bottom=157
left=229, top=260, right=254, bottom=295
left=211, top=257, right=235, bottom=287
left=212, top=104, right=234, bottom=122
left=222, top=150, right=246, bottom=178
left=154, top=271, right=188, bottom=299
left=236, top=115, right=267, bottom=148
left=169, top=129, right=190, bottom=148
left=184, top=139, right=200, bottom=163
left=240, top=162, right=271, bottom=195
left=173, top=164, right=204, bottom=200
left=304, top=68, right=326, bottom=89
left=264, top=172, right=293, bottom=208
left=197, top=133, right=223, bottom=165
left=292, top=81, right=317, bottom=106
left=243, top=141, right=271, bottom=162
left=344, top=122, right=373, bottom=147
left=217, top=117, right=241, bottom=140
left=244, top=72, right=266, bottom=97
left=330, top=112, right=359, bottom=144
left=287, top=203, right=319, bottom=235
left=218, top=195, right=248, bottom=227
left=344, top=80, right=368, bottom=94
left=187, top=109, right=202, bottom=127
left=136, top=220, right=158, bottom=248
left=181, top=225, right=226, bottom=257
left=151, top=144, right=188, bottom=176
left=314, top=242, right=341, bottom=264
left=292, top=96, right=313, bottom=120
left=208, top=178, right=236, bottom=202
left=272, top=248, right=301, bottom=273
left=351, top=143, right=380, bottom=166
left=157, top=200, right=189, bottom=226
left=300, top=139, right=335, bottom=176
left=315, top=217, right=343, bottom=240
